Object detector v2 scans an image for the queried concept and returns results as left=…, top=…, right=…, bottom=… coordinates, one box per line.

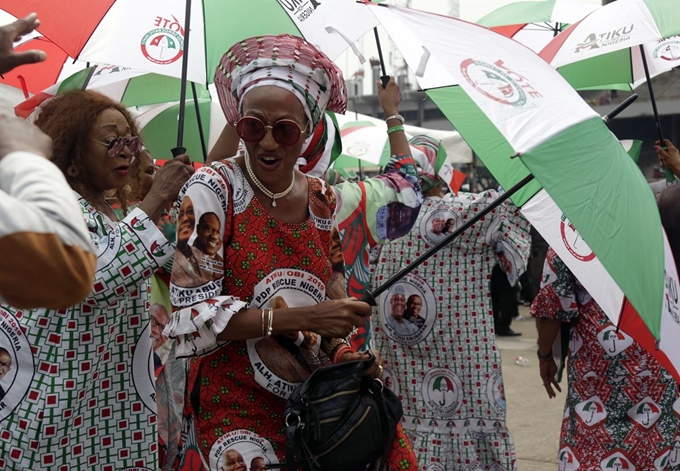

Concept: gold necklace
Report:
left=244, top=154, right=295, bottom=207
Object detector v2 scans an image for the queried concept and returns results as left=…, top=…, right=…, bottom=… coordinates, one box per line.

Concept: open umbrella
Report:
left=134, top=98, right=226, bottom=163
left=476, top=0, right=598, bottom=53
left=362, top=3, right=680, bottom=379
left=0, top=36, right=85, bottom=98
left=5, top=0, right=379, bottom=152
left=14, top=66, right=214, bottom=159
left=539, top=0, right=680, bottom=181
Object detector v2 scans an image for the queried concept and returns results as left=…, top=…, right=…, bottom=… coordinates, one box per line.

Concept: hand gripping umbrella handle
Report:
left=171, top=147, right=187, bottom=157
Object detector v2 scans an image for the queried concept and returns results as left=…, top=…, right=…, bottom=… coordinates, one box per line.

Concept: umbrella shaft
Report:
left=364, top=173, right=535, bottom=305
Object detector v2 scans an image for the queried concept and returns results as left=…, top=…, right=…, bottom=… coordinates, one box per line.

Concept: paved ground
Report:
left=496, top=306, right=564, bottom=471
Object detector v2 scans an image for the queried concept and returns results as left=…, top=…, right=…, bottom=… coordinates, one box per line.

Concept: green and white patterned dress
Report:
left=371, top=191, right=531, bottom=471
left=0, top=196, right=172, bottom=471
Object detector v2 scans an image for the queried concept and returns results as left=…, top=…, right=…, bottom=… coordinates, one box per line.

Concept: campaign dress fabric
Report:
left=0, top=196, right=172, bottom=470
left=165, top=160, right=345, bottom=470
left=371, top=191, right=531, bottom=471
left=532, top=248, right=680, bottom=471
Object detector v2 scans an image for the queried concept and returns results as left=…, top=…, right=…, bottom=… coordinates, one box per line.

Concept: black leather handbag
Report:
left=282, top=352, right=403, bottom=471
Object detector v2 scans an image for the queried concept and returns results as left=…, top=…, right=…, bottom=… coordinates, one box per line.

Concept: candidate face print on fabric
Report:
left=486, top=369, right=507, bottom=416
left=209, top=429, right=279, bottom=471
left=378, top=274, right=436, bottom=346
left=420, top=208, right=461, bottom=245
left=246, top=268, right=326, bottom=399
left=150, top=303, right=170, bottom=352
left=172, top=182, right=226, bottom=288
left=0, top=308, right=34, bottom=421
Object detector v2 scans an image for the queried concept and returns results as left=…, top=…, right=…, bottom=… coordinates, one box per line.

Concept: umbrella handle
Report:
left=171, top=147, right=187, bottom=157
left=360, top=292, right=377, bottom=307
left=380, top=75, right=390, bottom=88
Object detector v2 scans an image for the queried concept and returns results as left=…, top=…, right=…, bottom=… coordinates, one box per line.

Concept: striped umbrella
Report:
left=364, top=3, right=680, bottom=380
left=476, top=0, right=597, bottom=53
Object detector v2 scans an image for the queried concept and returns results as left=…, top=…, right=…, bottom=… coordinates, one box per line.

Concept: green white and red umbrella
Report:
left=4, top=0, right=378, bottom=85
left=539, top=0, right=680, bottom=90
left=365, top=3, right=680, bottom=378
left=133, top=98, right=225, bottom=162
left=539, top=0, right=680, bottom=184
left=5, top=0, right=378, bottom=153
left=476, top=0, right=597, bottom=53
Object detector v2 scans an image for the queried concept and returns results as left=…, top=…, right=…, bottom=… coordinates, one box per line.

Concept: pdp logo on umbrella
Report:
left=600, top=451, right=635, bottom=471
left=628, top=398, right=662, bottom=429
left=460, top=59, right=529, bottom=107
left=653, top=38, right=680, bottom=62
left=422, top=369, right=462, bottom=417
left=140, top=16, right=185, bottom=65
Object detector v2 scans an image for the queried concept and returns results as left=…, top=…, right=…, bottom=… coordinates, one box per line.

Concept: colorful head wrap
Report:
left=214, top=34, right=348, bottom=129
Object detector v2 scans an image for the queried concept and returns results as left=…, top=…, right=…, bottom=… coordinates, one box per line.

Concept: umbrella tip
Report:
left=510, top=152, right=522, bottom=159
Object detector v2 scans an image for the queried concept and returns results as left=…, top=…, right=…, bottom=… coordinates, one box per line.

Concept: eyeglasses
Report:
left=235, top=116, right=307, bottom=147
left=150, top=316, right=166, bottom=329
left=90, top=136, right=143, bottom=157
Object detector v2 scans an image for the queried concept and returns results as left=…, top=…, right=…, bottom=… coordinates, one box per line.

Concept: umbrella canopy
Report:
left=333, top=111, right=473, bottom=166
left=365, top=3, right=680, bottom=378
left=4, top=0, right=378, bottom=85
left=15, top=66, right=210, bottom=116
left=0, top=37, right=86, bottom=97
left=331, top=112, right=470, bottom=192
left=476, top=0, right=597, bottom=53
left=539, top=0, right=680, bottom=90
left=134, top=98, right=225, bottom=162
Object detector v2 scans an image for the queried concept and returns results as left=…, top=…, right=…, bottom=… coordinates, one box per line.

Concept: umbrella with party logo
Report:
left=539, top=0, right=680, bottom=182
left=14, top=66, right=214, bottom=160
left=476, top=0, right=597, bottom=53
left=332, top=111, right=471, bottom=190
left=4, top=0, right=379, bottom=152
left=361, top=3, right=680, bottom=380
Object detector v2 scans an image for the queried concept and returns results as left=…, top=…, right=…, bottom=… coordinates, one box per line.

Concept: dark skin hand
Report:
left=536, top=317, right=563, bottom=399
left=138, top=154, right=195, bottom=223
left=655, top=139, right=680, bottom=179
left=0, top=13, right=47, bottom=75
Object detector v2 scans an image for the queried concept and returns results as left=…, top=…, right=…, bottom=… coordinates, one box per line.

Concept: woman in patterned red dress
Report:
left=165, top=35, right=417, bottom=471
left=533, top=247, right=680, bottom=470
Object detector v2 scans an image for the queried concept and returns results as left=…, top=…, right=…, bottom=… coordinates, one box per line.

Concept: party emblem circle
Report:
left=378, top=273, right=436, bottom=346
left=420, top=207, right=461, bottom=246
left=421, top=368, right=463, bottom=417
left=460, top=58, right=527, bottom=107
left=486, top=369, right=507, bottom=415
left=560, top=214, right=595, bottom=262
left=209, top=429, right=279, bottom=471
left=131, top=322, right=156, bottom=413
left=140, top=28, right=184, bottom=65
left=654, top=40, right=680, bottom=62
left=0, top=308, right=34, bottom=422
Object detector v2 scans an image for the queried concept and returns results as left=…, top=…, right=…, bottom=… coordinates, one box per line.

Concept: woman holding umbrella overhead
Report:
left=164, top=34, right=418, bottom=471
left=0, top=89, right=194, bottom=470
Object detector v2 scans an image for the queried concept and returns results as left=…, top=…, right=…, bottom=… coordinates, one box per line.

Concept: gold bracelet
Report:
left=261, top=308, right=266, bottom=337
left=328, top=338, right=349, bottom=351
left=266, top=307, right=274, bottom=337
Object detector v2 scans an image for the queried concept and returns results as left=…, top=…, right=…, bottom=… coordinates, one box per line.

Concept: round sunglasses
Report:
left=90, top=136, right=144, bottom=157
left=235, top=116, right=308, bottom=147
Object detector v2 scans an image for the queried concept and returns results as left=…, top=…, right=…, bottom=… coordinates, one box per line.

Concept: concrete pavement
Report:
left=497, top=306, right=564, bottom=471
